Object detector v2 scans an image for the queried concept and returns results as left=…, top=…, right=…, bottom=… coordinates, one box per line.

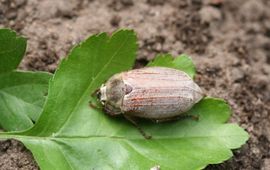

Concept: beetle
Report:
left=92, top=67, right=204, bottom=139
left=97, top=67, right=204, bottom=120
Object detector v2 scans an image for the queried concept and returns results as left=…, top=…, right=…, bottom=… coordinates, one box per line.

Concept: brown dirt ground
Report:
left=1, top=0, right=270, bottom=169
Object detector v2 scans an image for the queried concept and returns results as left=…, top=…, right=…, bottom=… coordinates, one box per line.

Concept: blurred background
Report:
left=0, top=0, right=270, bottom=169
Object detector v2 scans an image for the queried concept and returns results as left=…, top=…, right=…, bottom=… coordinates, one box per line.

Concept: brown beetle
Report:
left=98, top=67, right=204, bottom=121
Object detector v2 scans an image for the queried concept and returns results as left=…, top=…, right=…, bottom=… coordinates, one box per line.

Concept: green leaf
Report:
left=21, top=30, right=138, bottom=136
left=0, top=30, right=248, bottom=170
left=0, top=71, right=51, bottom=131
left=0, top=29, right=27, bottom=73
left=147, top=54, right=196, bottom=79
left=0, top=28, right=52, bottom=131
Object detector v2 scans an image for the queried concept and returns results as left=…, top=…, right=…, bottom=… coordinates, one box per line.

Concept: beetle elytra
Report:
left=97, top=67, right=204, bottom=120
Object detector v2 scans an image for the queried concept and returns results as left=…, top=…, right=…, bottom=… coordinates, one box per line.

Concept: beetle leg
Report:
left=153, top=114, right=199, bottom=123
left=102, top=106, right=121, bottom=116
left=188, top=114, right=199, bottom=121
left=89, top=102, right=102, bottom=110
left=124, top=115, right=152, bottom=140
left=152, top=118, right=174, bottom=123
left=179, top=114, right=199, bottom=121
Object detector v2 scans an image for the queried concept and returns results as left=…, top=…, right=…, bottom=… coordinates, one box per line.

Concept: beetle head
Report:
left=98, top=84, right=107, bottom=105
left=98, top=74, right=128, bottom=115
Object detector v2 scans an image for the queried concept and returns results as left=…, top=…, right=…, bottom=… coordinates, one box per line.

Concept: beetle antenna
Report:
left=91, top=88, right=100, bottom=97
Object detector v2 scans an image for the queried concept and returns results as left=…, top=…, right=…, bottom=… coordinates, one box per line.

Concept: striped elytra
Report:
left=98, top=67, right=204, bottom=120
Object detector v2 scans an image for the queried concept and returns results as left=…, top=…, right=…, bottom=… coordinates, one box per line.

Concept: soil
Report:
left=1, top=0, right=270, bottom=169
